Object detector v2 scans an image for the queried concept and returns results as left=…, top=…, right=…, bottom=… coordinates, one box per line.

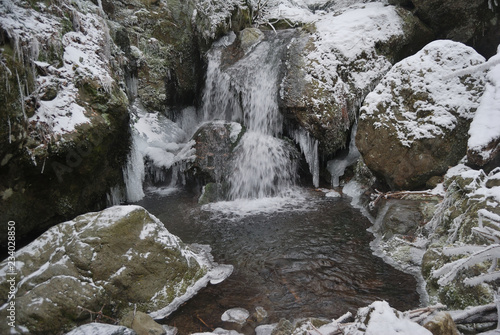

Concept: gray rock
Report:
left=191, top=121, right=244, bottom=202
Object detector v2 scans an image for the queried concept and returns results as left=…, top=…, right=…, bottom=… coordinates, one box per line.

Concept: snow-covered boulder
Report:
left=357, top=40, right=487, bottom=190
left=0, top=205, right=232, bottom=334
left=279, top=3, right=433, bottom=155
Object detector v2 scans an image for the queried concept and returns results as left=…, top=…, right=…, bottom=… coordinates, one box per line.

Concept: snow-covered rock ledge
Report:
left=0, top=205, right=232, bottom=334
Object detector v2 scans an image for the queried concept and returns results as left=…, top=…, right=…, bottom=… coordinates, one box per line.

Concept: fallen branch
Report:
left=370, top=189, right=439, bottom=208
left=448, top=303, right=497, bottom=324
left=196, top=314, right=214, bottom=331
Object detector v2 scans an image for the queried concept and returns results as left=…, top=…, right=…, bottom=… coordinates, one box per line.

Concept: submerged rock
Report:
left=357, top=40, right=487, bottom=190
left=0, top=206, right=232, bottom=334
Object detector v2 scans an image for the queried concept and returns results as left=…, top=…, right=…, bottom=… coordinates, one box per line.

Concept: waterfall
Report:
left=203, top=30, right=298, bottom=199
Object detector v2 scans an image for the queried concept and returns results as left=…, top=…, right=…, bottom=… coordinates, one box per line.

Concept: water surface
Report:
left=136, top=188, right=420, bottom=334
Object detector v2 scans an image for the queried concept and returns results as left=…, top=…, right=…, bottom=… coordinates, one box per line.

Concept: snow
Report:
left=221, top=308, right=250, bottom=324
left=361, top=40, right=486, bottom=147
left=352, top=301, right=432, bottom=335
left=468, top=49, right=500, bottom=160
left=66, top=323, right=136, bottom=335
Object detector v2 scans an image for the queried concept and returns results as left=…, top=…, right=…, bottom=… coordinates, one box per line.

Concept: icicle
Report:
left=123, top=134, right=145, bottom=202
left=7, top=116, right=12, bottom=144
left=327, top=122, right=360, bottom=187
left=291, top=128, right=320, bottom=188
left=15, top=70, right=27, bottom=122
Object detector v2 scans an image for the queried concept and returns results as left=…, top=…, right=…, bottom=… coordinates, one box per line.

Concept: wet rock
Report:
left=357, top=40, right=486, bottom=190
left=279, top=3, right=433, bottom=156
left=378, top=200, right=425, bottom=240
left=0, top=206, right=232, bottom=334
left=191, top=121, right=244, bottom=201
left=424, top=312, right=460, bottom=335
left=120, top=311, right=166, bottom=335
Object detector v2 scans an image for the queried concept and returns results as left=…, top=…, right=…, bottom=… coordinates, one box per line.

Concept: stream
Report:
left=135, top=187, right=420, bottom=334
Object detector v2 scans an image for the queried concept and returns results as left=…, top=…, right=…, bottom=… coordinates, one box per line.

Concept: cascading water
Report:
left=203, top=30, right=298, bottom=200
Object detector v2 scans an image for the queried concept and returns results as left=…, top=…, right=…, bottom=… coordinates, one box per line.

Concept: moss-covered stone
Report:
left=0, top=206, right=226, bottom=334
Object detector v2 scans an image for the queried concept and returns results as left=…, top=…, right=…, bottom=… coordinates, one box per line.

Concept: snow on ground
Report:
left=468, top=47, right=500, bottom=161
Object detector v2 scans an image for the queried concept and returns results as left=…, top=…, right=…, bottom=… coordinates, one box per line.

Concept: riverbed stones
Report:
left=357, top=40, right=487, bottom=190
left=0, top=205, right=232, bottom=334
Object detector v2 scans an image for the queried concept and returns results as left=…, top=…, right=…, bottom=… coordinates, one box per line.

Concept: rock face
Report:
left=107, top=0, right=249, bottom=110
left=357, top=40, right=486, bottom=190
left=0, top=0, right=130, bottom=245
left=279, top=3, right=433, bottom=156
left=0, top=205, right=232, bottom=334
left=411, top=0, right=500, bottom=57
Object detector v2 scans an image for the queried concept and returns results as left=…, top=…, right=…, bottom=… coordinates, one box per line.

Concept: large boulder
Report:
left=357, top=40, right=487, bottom=190
left=279, top=3, right=433, bottom=156
left=0, top=205, right=232, bottom=334
left=0, top=0, right=130, bottom=245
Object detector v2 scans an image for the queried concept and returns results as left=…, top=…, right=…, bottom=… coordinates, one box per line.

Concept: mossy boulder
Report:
left=357, top=40, right=486, bottom=190
left=0, top=206, right=232, bottom=334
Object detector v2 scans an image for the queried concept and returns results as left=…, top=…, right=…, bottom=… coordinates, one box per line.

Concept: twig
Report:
left=196, top=314, right=214, bottom=331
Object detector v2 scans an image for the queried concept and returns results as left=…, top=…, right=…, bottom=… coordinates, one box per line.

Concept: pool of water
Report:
left=135, top=187, right=420, bottom=334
